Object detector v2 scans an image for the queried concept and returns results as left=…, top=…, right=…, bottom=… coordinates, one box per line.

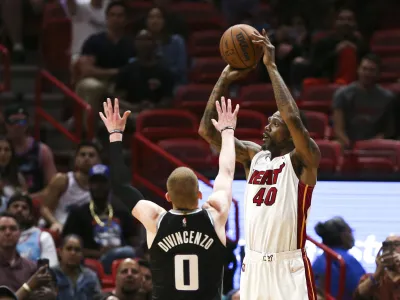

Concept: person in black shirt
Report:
left=100, top=98, right=238, bottom=300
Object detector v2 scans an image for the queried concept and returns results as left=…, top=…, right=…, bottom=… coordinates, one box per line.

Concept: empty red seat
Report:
left=315, top=140, right=342, bottom=173
left=235, top=109, right=267, bottom=139
left=300, top=84, right=339, bottom=102
left=136, top=110, right=198, bottom=141
left=189, top=30, right=222, bottom=57
left=380, top=57, right=400, bottom=82
left=190, top=58, right=225, bottom=83
left=239, top=84, right=275, bottom=102
left=298, top=101, right=331, bottom=115
left=158, top=138, right=218, bottom=173
left=303, top=111, right=330, bottom=139
left=353, top=139, right=400, bottom=173
left=177, top=101, right=207, bottom=120
left=84, top=259, right=113, bottom=288
left=371, top=30, right=400, bottom=47
left=174, top=84, right=213, bottom=104
left=239, top=102, right=277, bottom=119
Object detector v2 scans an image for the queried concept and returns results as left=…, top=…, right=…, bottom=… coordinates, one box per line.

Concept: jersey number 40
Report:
left=253, top=187, right=278, bottom=206
left=174, top=254, right=199, bottom=291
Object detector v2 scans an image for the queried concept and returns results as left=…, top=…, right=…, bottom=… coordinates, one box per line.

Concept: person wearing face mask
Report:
left=354, top=235, right=400, bottom=300
left=62, top=164, right=139, bottom=274
left=312, top=217, right=365, bottom=300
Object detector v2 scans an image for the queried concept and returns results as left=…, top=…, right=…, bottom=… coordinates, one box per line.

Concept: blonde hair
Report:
left=166, top=167, right=199, bottom=208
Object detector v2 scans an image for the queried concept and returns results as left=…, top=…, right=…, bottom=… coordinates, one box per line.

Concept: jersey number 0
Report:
left=174, top=254, right=199, bottom=291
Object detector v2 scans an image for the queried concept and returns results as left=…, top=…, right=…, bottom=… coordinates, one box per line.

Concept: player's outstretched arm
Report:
left=203, top=98, right=237, bottom=243
left=252, top=30, right=321, bottom=171
left=198, top=66, right=261, bottom=168
left=100, top=98, right=165, bottom=233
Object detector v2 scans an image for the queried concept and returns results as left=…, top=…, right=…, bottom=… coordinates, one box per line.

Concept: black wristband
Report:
left=109, top=129, right=123, bottom=135
left=220, top=126, right=235, bottom=133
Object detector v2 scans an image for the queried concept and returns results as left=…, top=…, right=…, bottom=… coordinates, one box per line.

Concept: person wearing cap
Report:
left=6, top=193, right=59, bottom=267
left=40, top=141, right=101, bottom=233
left=4, top=103, right=57, bottom=195
left=312, top=217, right=366, bottom=300
left=62, top=164, right=138, bottom=274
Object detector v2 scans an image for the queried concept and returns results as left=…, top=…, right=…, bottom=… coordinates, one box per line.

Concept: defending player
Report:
left=199, top=29, right=321, bottom=299
left=100, top=98, right=239, bottom=300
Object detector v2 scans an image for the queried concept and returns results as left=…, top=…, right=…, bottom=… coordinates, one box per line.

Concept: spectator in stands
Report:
left=145, top=7, right=187, bottom=86
left=354, top=234, right=400, bottom=299
left=52, top=234, right=101, bottom=300
left=66, top=0, right=110, bottom=64
left=4, top=104, right=57, bottom=196
left=41, top=141, right=101, bottom=233
left=0, top=286, right=17, bottom=299
left=0, top=137, right=27, bottom=212
left=220, top=0, right=259, bottom=25
left=0, top=212, right=37, bottom=292
left=332, top=54, right=395, bottom=148
left=312, top=217, right=365, bottom=300
left=310, top=8, right=368, bottom=82
left=0, top=0, right=45, bottom=62
left=62, top=164, right=138, bottom=274
left=98, top=258, right=142, bottom=300
left=6, top=193, right=58, bottom=267
left=16, top=267, right=58, bottom=300
left=75, top=1, right=134, bottom=127
left=138, top=259, right=152, bottom=300
left=115, top=29, right=174, bottom=114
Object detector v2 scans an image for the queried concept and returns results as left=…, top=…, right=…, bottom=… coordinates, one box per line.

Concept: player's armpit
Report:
left=132, top=200, right=166, bottom=234
left=204, top=190, right=231, bottom=221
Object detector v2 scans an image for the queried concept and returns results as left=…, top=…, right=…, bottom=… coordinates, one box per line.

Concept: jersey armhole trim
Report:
left=156, top=211, right=167, bottom=231
left=204, top=209, right=215, bottom=227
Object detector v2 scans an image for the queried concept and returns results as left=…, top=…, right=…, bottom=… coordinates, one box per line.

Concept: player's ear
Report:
left=198, top=191, right=203, bottom=200
left=165, top=192, right=172, bottom=203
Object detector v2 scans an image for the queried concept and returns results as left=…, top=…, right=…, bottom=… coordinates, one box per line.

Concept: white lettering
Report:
left=158, top=242, right=169, bottom=252
left=183, top=231, right=189, bottom=243
left=189, top=231, right=195, bottom=243
left=194, top=232, right=202, bottom=245
left=204, top=238, right=214, bottom=249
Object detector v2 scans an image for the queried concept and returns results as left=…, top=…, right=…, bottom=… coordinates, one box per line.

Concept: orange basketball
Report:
left=219, top=24, right=263, bottom=69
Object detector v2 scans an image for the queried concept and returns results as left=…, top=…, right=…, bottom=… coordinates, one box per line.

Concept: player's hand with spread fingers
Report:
left=211, top=96, right=239, bottom=132
left=252, top=29, right=275, bottom=67
left=99, top=98, right=131, bottom=133
left=221, top=65, right=255, bottom=82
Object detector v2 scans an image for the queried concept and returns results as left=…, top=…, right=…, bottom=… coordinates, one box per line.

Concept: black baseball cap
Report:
left=0, top=286, right=17, bottom=300
left=4, top=103, right=29, bottom=124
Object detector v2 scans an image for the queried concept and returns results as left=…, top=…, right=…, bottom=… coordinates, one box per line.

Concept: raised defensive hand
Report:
left=99, top=98, right=131, bottom=133
left=252, top=29, right=275, bottom=67
left=211, top=96, right=239, bottom=132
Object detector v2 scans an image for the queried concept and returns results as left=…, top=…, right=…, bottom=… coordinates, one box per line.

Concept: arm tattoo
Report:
left=199, top=75, right=229, bottom=144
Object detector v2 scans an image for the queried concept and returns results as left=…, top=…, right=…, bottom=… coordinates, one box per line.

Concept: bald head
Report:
left=117, top=258, right=139, bottom=273
left=166, top=167, right=199, bottom=208
left=386, top=235, right=400, bottom=242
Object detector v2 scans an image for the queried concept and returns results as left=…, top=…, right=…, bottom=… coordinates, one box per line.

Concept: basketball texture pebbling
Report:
left=219, top=24, right=263, bottom=69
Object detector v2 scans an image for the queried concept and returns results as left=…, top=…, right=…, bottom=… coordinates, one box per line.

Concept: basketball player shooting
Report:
left=100, top=98, right=239, bottom=300
left=199, top=29, right=321, bottom=300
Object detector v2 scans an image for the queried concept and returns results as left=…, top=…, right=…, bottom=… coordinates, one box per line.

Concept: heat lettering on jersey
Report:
left=248, top=162, right=285, bottom=206
left=158, top=231, right=214, bottom=252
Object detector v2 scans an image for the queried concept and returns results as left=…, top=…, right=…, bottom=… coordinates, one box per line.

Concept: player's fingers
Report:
left=122, top=110, right=131, bottom=123
left=107, top=98, right=113, bottom=116
left=99, top=112, right=107, bottom=123
left=215, top=100, right=222, bottom=116
left=103, top=101, right=108, bottom=118
left=227, top=98, right=232, bottom=113
left=114, top=98, right=120, bottom=118
left=211, top=119, right=218, bottom=128
left=221, top=97, right=227, bottom=113
left=233, top=104, right=240, bottom=117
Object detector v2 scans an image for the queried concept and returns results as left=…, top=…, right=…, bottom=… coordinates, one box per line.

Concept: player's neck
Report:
left=172, top=206, right=199, bottom=211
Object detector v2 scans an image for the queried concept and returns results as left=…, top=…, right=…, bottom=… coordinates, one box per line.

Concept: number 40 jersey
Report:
left=149, top=208, right=225, bottom=300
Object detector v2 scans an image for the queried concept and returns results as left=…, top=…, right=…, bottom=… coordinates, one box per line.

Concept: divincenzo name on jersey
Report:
left=157, top=230, right=215, bottom=252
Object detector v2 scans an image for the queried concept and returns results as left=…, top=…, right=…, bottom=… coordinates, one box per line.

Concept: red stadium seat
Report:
left=298, top=101, right=331, bottom=115
left=302, top=111, right=330, bottom=139
left=380, top=57, right=400, bottom=83
left=136, top=110, right=198, bottom=141
left=239, top=102, right=277, bottom=119
left=235, top=109, right=267, bottom=140
left=239, top=84, right=275, bottom=102
left=177, top=101, right=207, bottom=120
left=353, top=139, right=400, bottom=173
left=189, top=30, right=222, bottom=57
left=174, top=84, right=213, bottom=105
left=371, top=30, right=400, bottom=58
left=84, top=259, right=113, bottom=288
left=158, top=138, right=218, bottom=173
left=315, top=140, right=342, bottom=173
left=300, top=84, right=339, bottom=102
left=190, top=58, right=226, bottom=83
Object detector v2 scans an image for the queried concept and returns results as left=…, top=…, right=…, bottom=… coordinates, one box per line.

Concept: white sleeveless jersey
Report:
left=55, top=172, right=91, bottom=225
left=244, top=151, right=314, bottom=253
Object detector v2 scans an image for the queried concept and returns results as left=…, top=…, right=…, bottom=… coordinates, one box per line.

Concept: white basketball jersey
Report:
left=244, top=151, right=314, bottom=253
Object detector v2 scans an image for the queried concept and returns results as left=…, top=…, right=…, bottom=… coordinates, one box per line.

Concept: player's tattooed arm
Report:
left=199, top=67, right=261, bottom=166
left=253, top=29, right=320, bottom=169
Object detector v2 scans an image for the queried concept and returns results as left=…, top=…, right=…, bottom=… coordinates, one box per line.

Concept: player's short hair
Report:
left=166, top=167, right=199, bottom=208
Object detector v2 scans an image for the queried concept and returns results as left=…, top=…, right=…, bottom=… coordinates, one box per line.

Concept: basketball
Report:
left=219, top=24, right=263, bottom=69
